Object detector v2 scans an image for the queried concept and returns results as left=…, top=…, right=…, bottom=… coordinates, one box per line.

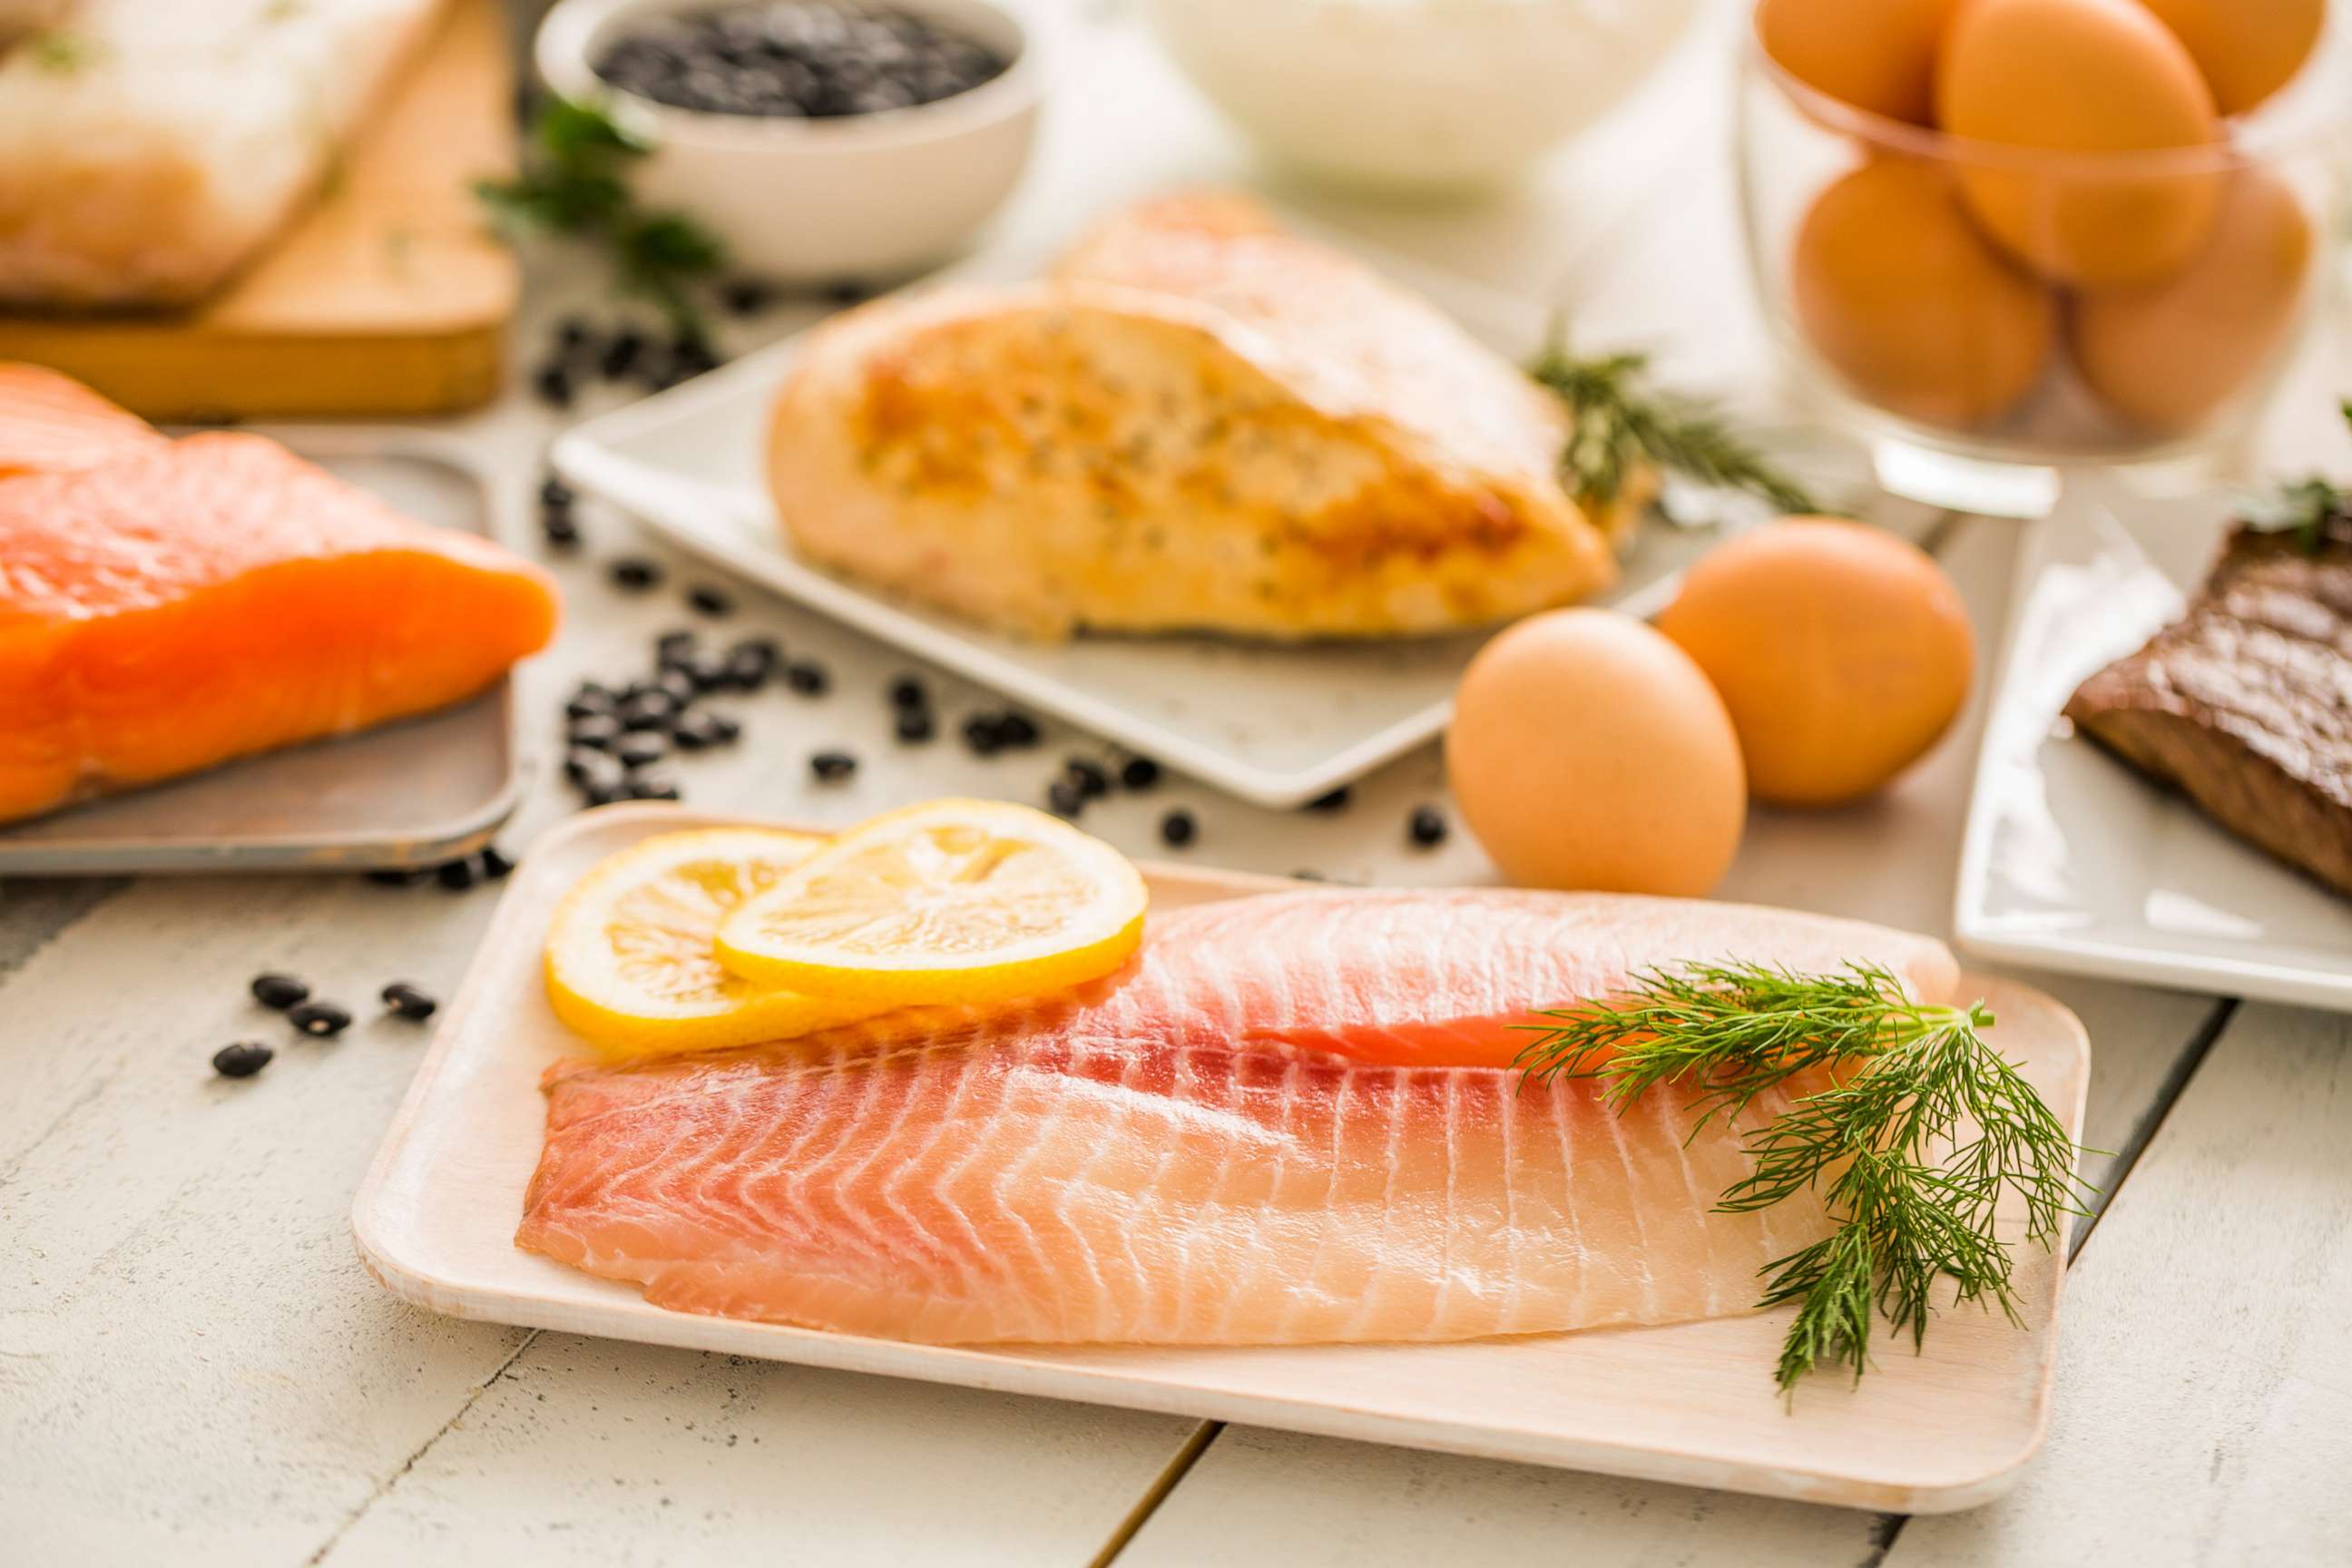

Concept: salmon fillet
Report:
left=0, top=428, right=557, bottom=822
left=518, top=888, right=1957, bottom=1346
left=0, top=362, right=165, bottom=478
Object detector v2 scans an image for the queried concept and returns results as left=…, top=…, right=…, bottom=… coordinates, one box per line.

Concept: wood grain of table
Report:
left=3, top=3, right=2347, bottom=1563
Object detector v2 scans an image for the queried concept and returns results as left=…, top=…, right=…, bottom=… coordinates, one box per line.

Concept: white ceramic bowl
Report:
left=1146, top=0, right=1699, bottom=193
left=536, top=0, right=1046, bottom=284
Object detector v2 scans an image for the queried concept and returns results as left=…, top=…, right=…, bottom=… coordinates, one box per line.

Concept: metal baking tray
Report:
left=0, top=433, right=528, bottom=877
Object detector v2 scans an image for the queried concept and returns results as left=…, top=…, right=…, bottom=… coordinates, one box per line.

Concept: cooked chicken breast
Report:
left=0, top=0, right=442, bottom=308
left=765, top=194, right=1625, bottom=642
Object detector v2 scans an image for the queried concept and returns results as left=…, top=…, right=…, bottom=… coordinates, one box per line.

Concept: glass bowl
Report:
left=1737, top=13, right=2350, bottom=515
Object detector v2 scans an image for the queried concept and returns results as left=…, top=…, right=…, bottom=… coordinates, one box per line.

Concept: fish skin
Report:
left=519, top=889, right=1957, bottom=1346
left=0, top=426, right=558, bottom=822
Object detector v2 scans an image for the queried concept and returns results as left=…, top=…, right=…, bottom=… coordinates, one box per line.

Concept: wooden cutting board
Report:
left=353, top=805, right=2092, bottom=1514
left=0, top=0, right=518, bottom=420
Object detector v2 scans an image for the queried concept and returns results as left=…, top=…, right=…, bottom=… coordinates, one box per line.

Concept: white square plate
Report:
left=1955, top=485, right=2352, bottom=1012
left=552, top=228, right=1851, bottom=807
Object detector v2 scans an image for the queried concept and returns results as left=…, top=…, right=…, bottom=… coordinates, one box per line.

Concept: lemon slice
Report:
left=544, top=827, right=889, bottom=1059
left=712, top=799, right=1149, bottom=1006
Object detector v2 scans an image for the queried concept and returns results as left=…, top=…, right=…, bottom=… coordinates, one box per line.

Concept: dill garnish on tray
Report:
left=1516, top=962, right=2092, bottom=1398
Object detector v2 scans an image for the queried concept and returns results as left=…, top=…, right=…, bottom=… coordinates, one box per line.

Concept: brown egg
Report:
left=2135, top=0, right=2325, bottom=116
left=1447, top=610, right=1746, bottom=897
left=1654, top=520, right=1975, bottom=808
left=1936, top=0, right=2222, bottom=285
left=1754, top=0, right=1966, bottom=124
left=2071, top=171, right=2316, bottom=435
left=1790, top=159, right=2056, bottom=429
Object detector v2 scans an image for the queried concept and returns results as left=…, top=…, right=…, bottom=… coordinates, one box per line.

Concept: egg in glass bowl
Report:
left=1145, top=0, right=1701, bottom=193
left=1740, top=0, right=2351, bottom=514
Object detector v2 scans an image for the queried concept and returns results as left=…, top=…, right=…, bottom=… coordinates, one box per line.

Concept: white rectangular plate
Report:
left=1955, top=486, right=2352, bottom=1012
left=551, top=226, right=1838, bottom=808
left=355, top=806, right=2089, bottom=1514
left=0, top=433, right=524, bottom=876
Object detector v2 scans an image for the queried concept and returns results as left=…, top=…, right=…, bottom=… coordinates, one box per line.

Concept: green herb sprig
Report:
left=1527, top=335, right=1819, bottom=517
left=475, top=97, right=726, bottom=339
left=2239, top=398, right=2352, bottom=554
left=1516, top=962, right=2092, bottom=1399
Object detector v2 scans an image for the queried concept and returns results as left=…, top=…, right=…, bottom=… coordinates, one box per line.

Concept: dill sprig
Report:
left=2239, top=399, right=2352, bottom=555
left=1515, top=962, right=2092, bottom=1399
left=475, top=97, right=726, bottom=339
left=1526, top=336, right=1819, bottom=516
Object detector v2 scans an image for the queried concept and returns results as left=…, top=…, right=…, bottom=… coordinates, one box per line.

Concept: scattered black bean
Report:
left=617, top=731, right=670, bottom=769
left=1046, top=779, right=1085, bottom=818
left=673, top=652, right=727, bottom=692
left=1119, top=755, right=1161, bottom=791
left=828, top=279, right=869, bottom=306
left=656, top=628, right=699, bottom=662
left=212, top=1041, right=275, bottom=1079
left=533, top=361, right=575, bottom=408
left=554, top=317, right=594, bottom=357
left=1306, top=787, right=1352, bottom=813
left=541, top=476, right=576, bottom=509
left=687, top=583, right=734, bottom=617
left=653, top=669, right=699, bottom=707
left=887, top=674, right=927, bottom=709
left=620, top=691, right=681, bottom=730
left=1064, top=757, right=1110, bottom=799
left=600, top=328, right=647, bottom=379
left=1159, top=808, right=1197, bottom=848
left=541, top=511, right=582, bottom=549
left=627, top=776, right=682, bottom=801
left=565, top=688, right=615, bottom=721
left=593, top=3, right=1009, bottom=121
left=381, top=982, right=438, bottom=1022
left=609, top=556, right=664, bottom=592
left=480, top=845, right=515, bottom=880
left=366, top=867, right=434, bottom=887
left=569, top=713, right=623, bottom=750
left=1407, top=805, right=1448, bottom=848
left=961, top=713, right=1004, bottom=757
left=250, top=973, right=309, bottom=1009
left=289, top=1001, right=353, bottom=1038
left=436, top=858, right=477, bottom=892
left=724, top=640, right=779, bottom=691
left=894, top=707, right=935, bottom=743
left=582, top=780, right=626, bottom=808
left=670, top=710, right=733, bottom=750
left=785, top=659, right=830, bottom=696
left=720, top=276, right=775, bottom=316
left=810, top=750, right=858, bottom=782
left=996, top=710, right=1040, bottom=748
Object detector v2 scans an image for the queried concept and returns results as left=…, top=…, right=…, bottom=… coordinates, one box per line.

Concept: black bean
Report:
left=436, top=858, right=477, bottom=892
left=1046, top=779, right=1085, bottom=818
left=541, top=512, right=582, bottom=549
left=785, top=659, right=829, bottom=696
left=1408, top=805, right=1449, bottom=848
left=212, top=1041, right=275, bottom=1079
left=828, top=279, right=870, bottom=306
left=996, top=710, right=1040, bottom=748
left=609, top=556, right=663, bottom=592
left=676, top=652, right=729, bottom=692
left=565, top=687, right=615, bottom=721
left=554, top=317, right=594, bottom=357
left=809, top=750, right=858, bottom=782
left=1306, top=787, right=1352, bottom=813
left=366, top=867, right=433, bottom=887
left=600, top=328, right=646, bottom=379
left=1119, top=756, right=1161, bottom=790
left=887, top=673, right=927, bottom=709
left=723, top=645, right=775, bottom=691
left=688, top=583, right=734, bottom=617
left=617, top=731, right=669, bottom=769
left=533, top=362, right=575, bottom=408
left=289, top=1001, right=353, bottom=1037
left=1064, top=758, right=1110, bottom=799
left=894, top=707, right=935, bottom=743
left=961, top=713, right=1004, bottom=757
left=541, top=476, right=576, bottom=509
left=721, top=277, right=775, bottom=315
left=653, top=670, right=699, bottom=707
left=250, top=973, right=309, bottom=1010
left=626, top=776, right=682, bottom=801
left=620, top=691, right=680, bottom=730
left=479, top=845, right=516, bottom=880
left=582, top=780, right=626, bottom=808
left=670, top=710, right=730, bottom=750
left=1159, top=808, right=1197, bottom=848
left=380, top=982, right=438, bottom=1022
left=656, top=628, right=700, bottom=662
left=569, top=713, right=623, bottom=750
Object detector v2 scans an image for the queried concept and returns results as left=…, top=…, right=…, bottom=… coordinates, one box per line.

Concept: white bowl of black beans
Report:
left=1146, top=0, right=1700, bottom=193
left=538, top=0, right=1046, bottom=284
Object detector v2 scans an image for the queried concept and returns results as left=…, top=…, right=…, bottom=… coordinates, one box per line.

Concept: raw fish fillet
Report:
left=0, top=425, right=557, bottom=822
left=0, top=362, right=165, bottom=478
left=519, top=889, right=1958, bottom=1346
left=0, top=0, right=443, bottom=307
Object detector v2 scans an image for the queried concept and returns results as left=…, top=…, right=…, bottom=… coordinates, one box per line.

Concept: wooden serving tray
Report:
left=0, top=0, right=517, bottom=420
left=352, top=806, right=2090, bottom=1514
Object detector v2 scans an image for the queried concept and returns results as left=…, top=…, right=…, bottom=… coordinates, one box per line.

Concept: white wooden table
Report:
left=5, top=4, right=2348, bottom=1563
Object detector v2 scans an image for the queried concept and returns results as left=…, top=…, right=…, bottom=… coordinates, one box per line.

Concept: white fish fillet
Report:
left=0, top=0, right=443, bottom=307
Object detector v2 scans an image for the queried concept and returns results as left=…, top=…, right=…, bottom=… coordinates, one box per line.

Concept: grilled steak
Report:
left=2063, top=511, right=2352, bottom=897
